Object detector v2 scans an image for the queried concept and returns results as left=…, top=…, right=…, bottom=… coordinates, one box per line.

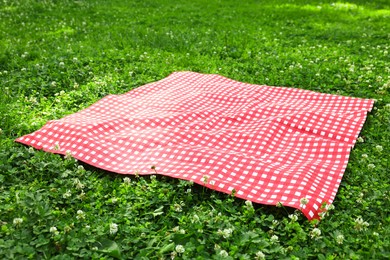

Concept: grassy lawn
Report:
left=1, top=0, right=389, bottom=258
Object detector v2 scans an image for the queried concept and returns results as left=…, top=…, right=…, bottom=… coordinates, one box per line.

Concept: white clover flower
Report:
left=76, top=210, right=85, bottom=220
left=63, top=190, right=71, bottom=198
left=192, top=214, right=200, bottom=223
left=310, top=228, right=322, bottom=239
left=219, top=250, right=229, bottom=257
left=73, top=178, right=84, bottom=190
left=276, top=201, right=283, bottom=208
left=354, top=216, right=369, bottom=231
left=173, top=203, right=182, bottom=212
left=271, top=219, right=279, bottom=229
left=175, top=244, right=185, bottom=254
left=373, top=232, right=379, bottom=236
left=50, top=226, right=57, bottom=233
left=51, top=81, right=57, bottom=87
left=255, top=251, right=266, bottom=260
left=13, top=218, right=23, bottom=226
left=61, top=170, right=70, bottom=178
left=362, top=154, right=368, bottom=158
left=375, top=145, right=383, bottom=152
left=171, top=251, right=177, bottom=259
left=245, top=200, right=253, bottom=208
left=179, top=229, right=186, bottom=234
left=50, top=226, right=59, bottom=235
left=300, top=197, right=309, bottom=205
left=357, top=137, right=364, bottom=143
left=172, top=226, right=180, bottom=233
left=59, top=61, right=65, bottom=67
left=78, top=191, right=86, bottom=200
left=336, top=234, right=344, bottom=244
left=289, top=214, right=298, bottom=222
left=76, top=182, right=85, bottom=190
left=367, top=164, right=376, bottom=169
left=270, top=235, right=279, bottom=243
left=109, top=223, right=118, bottom=234
left=325, top=203, right=335, bottom=211
left=64, top=150, right=73, bottom=160
left=220, top=228, right=233, bottom=238
left=123, top=177, right=131, bottom=184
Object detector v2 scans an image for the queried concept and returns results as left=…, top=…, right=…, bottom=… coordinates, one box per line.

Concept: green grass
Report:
left=1, top=0, right=389, bottom=258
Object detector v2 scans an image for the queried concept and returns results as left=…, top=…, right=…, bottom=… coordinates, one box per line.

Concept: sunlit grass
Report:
left=0, top=0, right=389, bottom=258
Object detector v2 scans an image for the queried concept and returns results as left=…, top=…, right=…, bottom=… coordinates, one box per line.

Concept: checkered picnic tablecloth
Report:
left=16, top=72, right=374, bottom=219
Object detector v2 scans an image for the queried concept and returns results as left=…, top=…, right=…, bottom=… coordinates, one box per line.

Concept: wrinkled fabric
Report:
left=16, top=72, right=374, bottom=219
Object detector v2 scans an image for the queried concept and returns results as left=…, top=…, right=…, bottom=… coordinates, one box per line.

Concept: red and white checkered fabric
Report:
left=16, top=72, right=374, bottom=219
